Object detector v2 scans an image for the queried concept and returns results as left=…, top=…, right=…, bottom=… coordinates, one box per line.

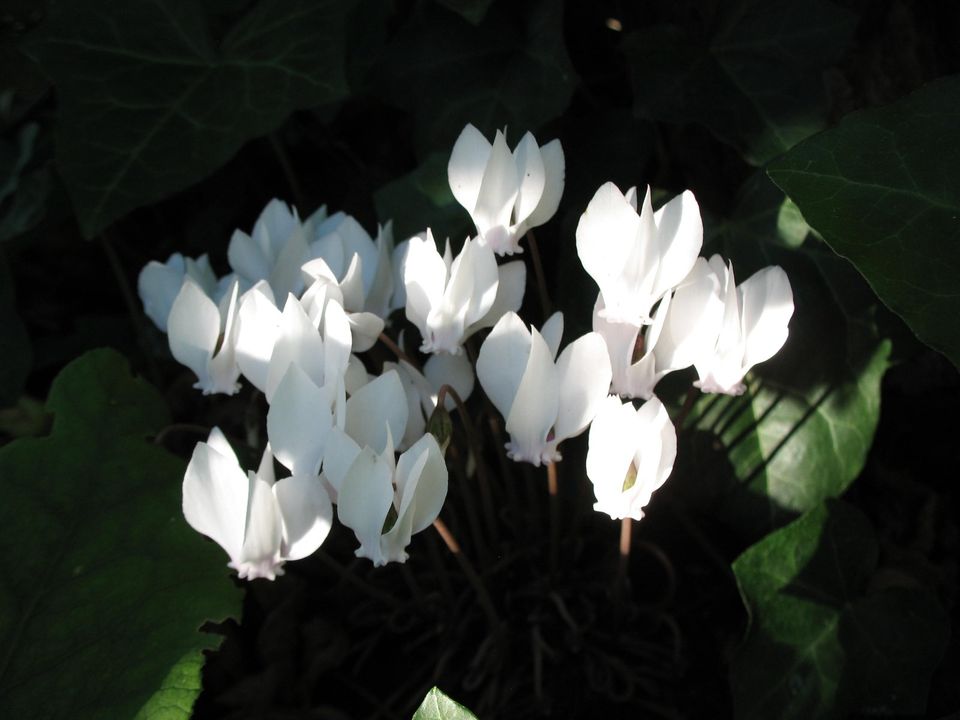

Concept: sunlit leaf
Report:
left=768, top=75, right=960, bottom=368
left=413, top=687, right=478, bottom=720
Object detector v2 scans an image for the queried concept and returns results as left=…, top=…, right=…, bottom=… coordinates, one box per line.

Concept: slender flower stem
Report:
left=616, top=517, right=633, bottom=609
left=525, top=230, right=553, bottom=320
left=432, top=518, right=501, bottom=630
left=437, top=384, right=500, bottom=552
left=547, top=460, right=560, bottom=575
left=378, top=331, right=420, bottom=371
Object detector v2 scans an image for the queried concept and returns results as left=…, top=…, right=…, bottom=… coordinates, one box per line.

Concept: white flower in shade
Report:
left=337, top=432, right=448, bottom=566
left=586, top=395, right=676, bottom=521
left=477, top=311, right=612, bottom=466
left=138, top=252, right=217, bottom=331
left=403, top=231, right=498, bottom=354
left=448, top=124, right=564, bottom=255
left=576, top=183, right=702, bottom=326
left=167, top=277, right=241, bottom=395
left=227, top=199, right=309, bottom=299
left=694, top=256, right=794, bottom=395
left=300, top=258, right=385, bottom=352
left=182, top=428, right=333, bottom=580
left=309, top=212, right=394, bottom=315
left=594, top=257, right=725, bottom=399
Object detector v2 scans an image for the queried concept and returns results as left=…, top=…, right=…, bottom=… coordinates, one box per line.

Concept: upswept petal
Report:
left=512, top=132, right=547, bottom=226
left=338, top=253, right=366, bottom=312
left=337, top=448, right=394, bottom=566
left=347, top=312, right=385, bottom=353
left=739, top=265, right=794, bottom=371
left=273, top=474, right=333, bottom=561
left=323, top=298, right=353, bottom=389
left=207, top=279, right=242, bottom=394
left=505, top=328, right=560, bottom=465
left=321, top=425, right=361, bottom=500
left=424, top=352, right=474, bottom=410
left=268, top=224, right=309, bottom=299
left=267, top=364, right=332, bottom=477
left=586, top=396, right=640, bottom=519
left=182, top=432, right=250, bottom=565
left=626, top=397, right=676, bottom=515
left=330, top=215, right=380, bottom=296
left=227, top=229, right=271, bottom=283
left=448, top=123, right=491, bottom=215
left=235, top=469, right=284, bottom=580
left=651, top=190, right=703, bottom=297
left=265, top=295, right=325, bottom=402
left=365, top=222, right=395, bottom=318
left=473, top=130, right=519, bottom=244
left=540, top=311, right=564, bottom=361
left=553, top=331, right=612, bottom=444
left=476, top=311, right=532, bottom=420
left=167, top=278, right=220, bottom=389
left=404, top=232, right=448, bottom=334
left=653, top=257, right=724, bottom=372
left=465, top=260, right=526, bottom=337
left=235, top=281, right=281, bottom=393
left=345, top=369, right=409, bottom=454
left=524, top=139, right=565, bottom=229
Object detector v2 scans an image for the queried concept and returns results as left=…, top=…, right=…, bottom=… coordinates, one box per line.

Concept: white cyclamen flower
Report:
left=694, top=256, right=794, bottom=395
left=448, top=124, right=564, bottom=255
left=404, top=231, right=503, bottom=354
left=593, top=257, right=725, bottom=399
left=337, top=432, right=448, bottom=566
left=576, top=183, right=702, bottom=326
left=138, top=252, right=217, bottom=331
left=227, top=198, right=309, bottom=299
left=587, top=395, right=676, bottom=521
left=183, top=428, right=333, bottom=580
left=477, top=311, right=611, bottom=466
left=167, top=277, right=241, bottom=395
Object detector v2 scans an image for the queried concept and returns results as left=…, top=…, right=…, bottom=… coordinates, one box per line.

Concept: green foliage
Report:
left=132, top=652, right=204, bottom=720
left=370, top=0, right=575, bottom=156
left=413, top=687, right=479, bottom=720
left=768, top=75, right=960, bottom=369
left=0, top=250, right=30, bottom=405
left=681, top=176, right=889, bottom=535
left=624, top=0, right=856, bottom=164
left=731, top=500, right=949, bottom=719
left=26, top=0, right=355, bottom=238
left=0, top=349, right=241, bottom=719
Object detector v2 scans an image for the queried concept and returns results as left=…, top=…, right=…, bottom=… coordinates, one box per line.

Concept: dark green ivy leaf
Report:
left=26, top=0, right=355, bottom=238
left=413, top=687, right=479, bottom=720
left=624, top=0, right=856, bottom=165
left=0, top=349, right=241, bottom=719
left=768, top=75, right=960, bottom=369
left=731, top=500, right=949, bottom=719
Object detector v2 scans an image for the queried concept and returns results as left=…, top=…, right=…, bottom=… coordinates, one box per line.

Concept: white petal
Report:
left=310, top=234, right=346, bottom=279
left=626, top=397, right=676, bottom=516
left=505, top=328, right=560, bottom=465
left=390, top=239, right=411, bottom=311
left=339, top=253, right=366, bottom=312
left=654, top=258, right=724, bottom=372
left=256, top=198, right=300, bottom=259
left=167, top=278, right=219, bottom=388
left=524, top=139, right=564, bottom=229
left=592, top=293, right=638, bottom=394
left=365, top=222, right=395, bottom=318
left=207, top=279, right=242, bottom=394
left=739, top=265, right=794, bottom=371
left=347, top=311, right=385, bottom=352
left=586, top=396, right=640, bottom=519
left=404, top=232, right=448, bottom=337
left=400, top=434, right=448, bottom=534
left=553, top=332, right=612, bottom=444
left=265, top=295, right=325, bottom=402
left=227, top=229, right=270, bottom=283
left=336, top=216, right=379, bottom=296
left=235, top=470, right=284, bottom=580
left=267, top=364, right=332, bottom=477
left=345, top=369, right=409, bottom=454
left=540, top=311, right=564, bottom=360
left=274, top=474, right=333, bottom=561
left=652, top=190, right=703, bottom=298
left=448, top=123, right=491, bottom=215
left=465, top=260, right=526, bottom=338
left=321, top=425, right=361, bottom=498
left=459, top=238, right=499, bottom=326
left=138, top=255, right=184, bottom=331
left=512, top=132, right=547, bottom=226
left=182, top=434, right=249, bottom=564
left=473, top=130, right=520, bottom=238
left=323, top=298, right=353, bottom=387
left=344, top=354, right=370, bottom=395
left=235, top=281, right=281, bottom=393
left=337, top=448, right=394, bottom=566
left=476, top=311, right=532, bottom=420
left=268, top=225, right=309, bottom=299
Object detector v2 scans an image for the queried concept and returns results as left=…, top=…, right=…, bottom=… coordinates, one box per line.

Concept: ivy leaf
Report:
left=678, top=175, right=889, bottom=536
left=413, top=687, right=478, bottom=720
left=0, top=349, right=241, bottom=719
left=731, top=500, right=949, bottom=718
left=132, top=652, right=204, bottom=720
left=768, top=75, right=960, bottom=369
left=370, top=0, right=575, bottom=156
left=26, top=0, right=354, bottom=238
left=623, top=0, right=856, bottom=164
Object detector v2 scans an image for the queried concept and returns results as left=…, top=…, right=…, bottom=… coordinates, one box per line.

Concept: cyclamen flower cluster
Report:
left=140, top=123, right=793, bottom=578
